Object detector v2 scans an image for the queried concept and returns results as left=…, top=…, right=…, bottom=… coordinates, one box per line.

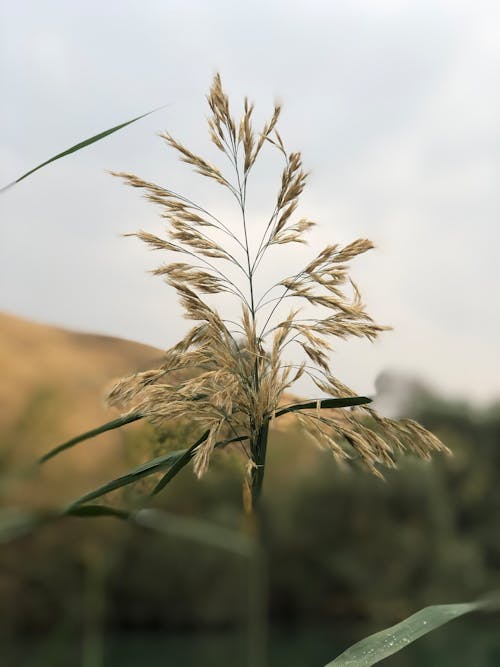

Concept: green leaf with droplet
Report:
left=325, top=595, right=500, bottom=666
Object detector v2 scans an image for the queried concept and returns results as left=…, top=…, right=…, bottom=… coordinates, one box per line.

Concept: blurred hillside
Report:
left=0, top=311, right=161, bottom=421
left=1, top=311, right=500, bottom=645
left=0, top=310, right=162, bottom=505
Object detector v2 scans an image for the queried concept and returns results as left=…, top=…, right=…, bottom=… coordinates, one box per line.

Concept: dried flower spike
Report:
left=109, top=74, right=449, bottom=509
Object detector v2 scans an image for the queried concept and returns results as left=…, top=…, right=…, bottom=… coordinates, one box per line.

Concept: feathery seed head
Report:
left=108, top=74, right=448, bottom=485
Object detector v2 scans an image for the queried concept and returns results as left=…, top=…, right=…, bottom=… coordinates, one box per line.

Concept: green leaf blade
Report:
left=1, top=106, right=167, bottom=192
left=151, top=433, right=248, bottom=496
left=151, top=430, right=209, bottom=496
left=64, top=430, right=249, bottom=510
left=325, top=597, right=499, bottom=667
left=276, top=396, right=371, bottom=419
left=64, top=446, right=193, bottom=511
left=38, top=412, right=143, bottom=464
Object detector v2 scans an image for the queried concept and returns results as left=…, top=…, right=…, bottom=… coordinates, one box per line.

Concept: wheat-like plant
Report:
left=7, top=73, right=497, bottom=667
left=106, top=74, right=448, bottom=510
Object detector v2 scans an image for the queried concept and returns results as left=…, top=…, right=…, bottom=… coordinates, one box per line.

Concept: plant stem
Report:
left=247, top=538, right=268, bottom=667
left=81, top=555, right=107, bottom=667
left=250, top=418, right=270, bottom=509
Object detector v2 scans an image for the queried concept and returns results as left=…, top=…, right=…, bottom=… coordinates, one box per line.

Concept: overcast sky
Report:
left=1, top=0, right=499, bottom=404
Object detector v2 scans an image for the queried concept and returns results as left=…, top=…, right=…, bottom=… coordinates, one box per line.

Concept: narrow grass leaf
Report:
left=38, top=412, right=143, bottom=464
left=275, top=396, right=371, bottom=419
left=64, top=445, right=196, bottom=510
left=0, top=106, right=166, bottom=192
left=65, top=431, right=248, bottom=509
left=325, top=596, right=500, bottom=667
left=151, top=433, right=248, bottom=496
left=151, top=430, right=209, bottom=495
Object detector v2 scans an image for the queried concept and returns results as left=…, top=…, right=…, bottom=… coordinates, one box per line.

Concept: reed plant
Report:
left=92, top=73, right=448, bottom=511
left=3, top=73, right=497, bottom=667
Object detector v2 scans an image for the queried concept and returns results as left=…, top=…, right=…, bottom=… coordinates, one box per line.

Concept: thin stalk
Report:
left=250, top=418, right=270, bottom=508
left=258, top=279, right=301, bottom=339
left=247, top=538, right=268, bottom=667
left=133, top=176, right=245, bottom=249
left=232, top=138, right=260, bottom=408
left=149, top=235, right=249, bottom=279
left=235, top=153, right=256, bottom=318
left=81, top=557, right=106, bottom=667
left=182, top=263, right=250, bottom=304
left=251, top=152, right=290, bottom=274
left=231, top=137, right=273, bottom=511
left=172, top=220, right=247, bottom=274
left=251, top=201, right=279, bottom=275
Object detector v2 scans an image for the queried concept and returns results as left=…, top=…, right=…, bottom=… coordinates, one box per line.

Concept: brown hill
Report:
left=0, top=311, right=162, bottom=421
left=0, top=311, right=163, bottom=504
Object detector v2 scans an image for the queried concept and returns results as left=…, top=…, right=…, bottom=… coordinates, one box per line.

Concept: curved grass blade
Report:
left=64, top=441, right=205, bottom=511
left=151, top=433, right=248, bottom=496
left=67, top=430, right=249, bottom=510
left=325, top=595, right=500, bottom=667
left=0, top=106, right=167, bottom=193
left=38, top=412, right=143, bottom=464
left=275, top=396, right=371, bottom=419
left=150, top=430, right=211, bottom=496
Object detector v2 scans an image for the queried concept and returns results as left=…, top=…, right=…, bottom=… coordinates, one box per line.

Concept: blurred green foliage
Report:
left=1, top=376, right=499, bottom=639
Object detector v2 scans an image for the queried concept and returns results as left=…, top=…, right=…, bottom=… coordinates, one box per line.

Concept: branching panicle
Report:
left=109, top=74, right=448, bottom=503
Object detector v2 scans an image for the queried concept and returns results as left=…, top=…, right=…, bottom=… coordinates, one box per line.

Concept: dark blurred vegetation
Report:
left=1, top=371, right=500, bottom=648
